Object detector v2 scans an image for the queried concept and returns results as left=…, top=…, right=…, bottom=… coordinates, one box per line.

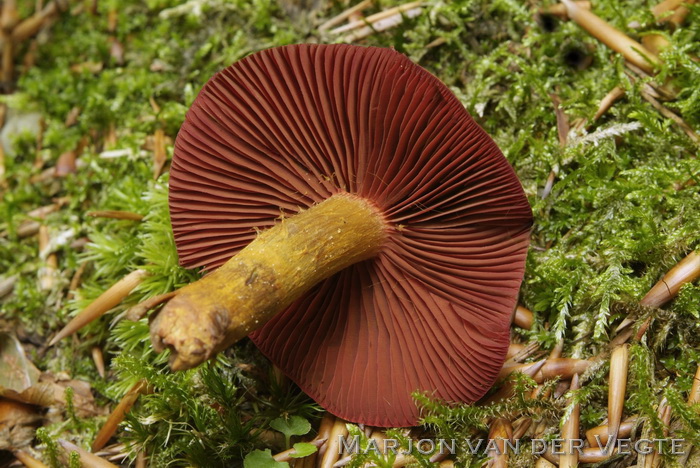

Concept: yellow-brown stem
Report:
left=151, top=192, right=388, bottom=370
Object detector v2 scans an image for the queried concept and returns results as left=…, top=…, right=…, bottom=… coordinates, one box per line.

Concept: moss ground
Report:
left=0, top=0, right=699, bottom=467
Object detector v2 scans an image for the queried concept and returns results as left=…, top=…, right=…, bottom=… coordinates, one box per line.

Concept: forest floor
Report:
left=0, top=0, right=699, bottom=467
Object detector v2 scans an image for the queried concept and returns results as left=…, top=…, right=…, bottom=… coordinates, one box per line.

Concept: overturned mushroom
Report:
left=151, top=44, right=532, bottom=426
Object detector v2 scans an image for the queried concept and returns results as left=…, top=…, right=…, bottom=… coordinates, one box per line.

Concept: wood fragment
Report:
left=14, top=450, right=49, bottom=468
left=86, top=210, right=144, bottom=221
left=49, top=269, right=148, bottom=345
left=343, top=7, right=423, bottom=42
left=92, top=380, right=151, bottom=451
left=91, top=346, right=105, bottom=378
left=561, top=0, right=660, bottom=74
left=513, top=305, right=534, bottom=329
left=59, top=439, right=120, bottom=468
left=329, top=1, right=422, bottom=34
left=318, top=0, right=373, bottom=32
left=559, top=374, right=580, bottom=468
left=608, top=345, right=628, bottom=446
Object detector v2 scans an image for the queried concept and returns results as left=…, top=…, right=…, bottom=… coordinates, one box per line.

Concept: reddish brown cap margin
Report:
left=169, top=44, right=532, bottom=427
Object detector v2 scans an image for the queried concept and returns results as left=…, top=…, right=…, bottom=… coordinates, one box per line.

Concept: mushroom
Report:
left=151, top=44, right=532, bottom=427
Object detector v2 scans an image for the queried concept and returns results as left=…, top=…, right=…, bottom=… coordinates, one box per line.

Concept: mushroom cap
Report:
left=169, top=44, right=532, bottom=427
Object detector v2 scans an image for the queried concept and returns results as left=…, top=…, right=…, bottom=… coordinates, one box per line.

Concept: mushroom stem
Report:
left=151, top=192, right=388, bottom=370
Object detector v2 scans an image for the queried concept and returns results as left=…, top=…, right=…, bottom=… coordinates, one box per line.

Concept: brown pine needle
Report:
left=579, top=447, right=618, bottom=463
left=485, top=359, right=546, bottom=404
left=617, top=251, right=700, bottom=334
left=652, top=0, right=684, bottom=18
left=607, top=345, right=628, bottom=446
left=86, top=210, right=144, bottom=221
left=152, top=128, right=167, bottom=179
left=593, top=86, right=626, bottom=122
left=559, top=374, right=580, bottom=468
left=92, top=346, right=105, bottom=378
left=640, top=89, right=700, bottom=143
left=49, top=269, right=147, bottom=346
left=647, top=399, right=671, bottom=468
left=642, top=34, right=671, bottom=56
left=425, top=37, right=447, bottom=49
left=126, top=290, right=178, bottom=321
left=504, top=341, right=541, bottom=365
left=318, top=0, right=373, bottom=32
left=135, top=451, right=146, bottom=468
left=690, top=365, right=700, bottom=403
left=561, top=0, right=660, bottom=74
left=316, top=412, right=336, bottom=458
left=13, top=450, right=49, bottom=468
left=535, top=458, right=556, bottom=468
left=487, top=418, right=512, bottom=468
left=273, top=438, right=327, bottom=462
left=549, top=340, right=564, bottom=360
left=92, top=379, right=151, bottom=451
left=319, top=417, right=349, bottom=468
left=585, top=416, right=637, bottom=446
left=58, top=440, right=119, bottom=468
left=506, top=343, right=525, bottom=359
left=535, top=358, right=591, bottom=383
left=513, top=305, right=534, bottom=329
left=68, top=261, right=89, bottom=300
left=540, top=1, right=590, bottom=19
left=652, top=0, right=695, bottom=27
